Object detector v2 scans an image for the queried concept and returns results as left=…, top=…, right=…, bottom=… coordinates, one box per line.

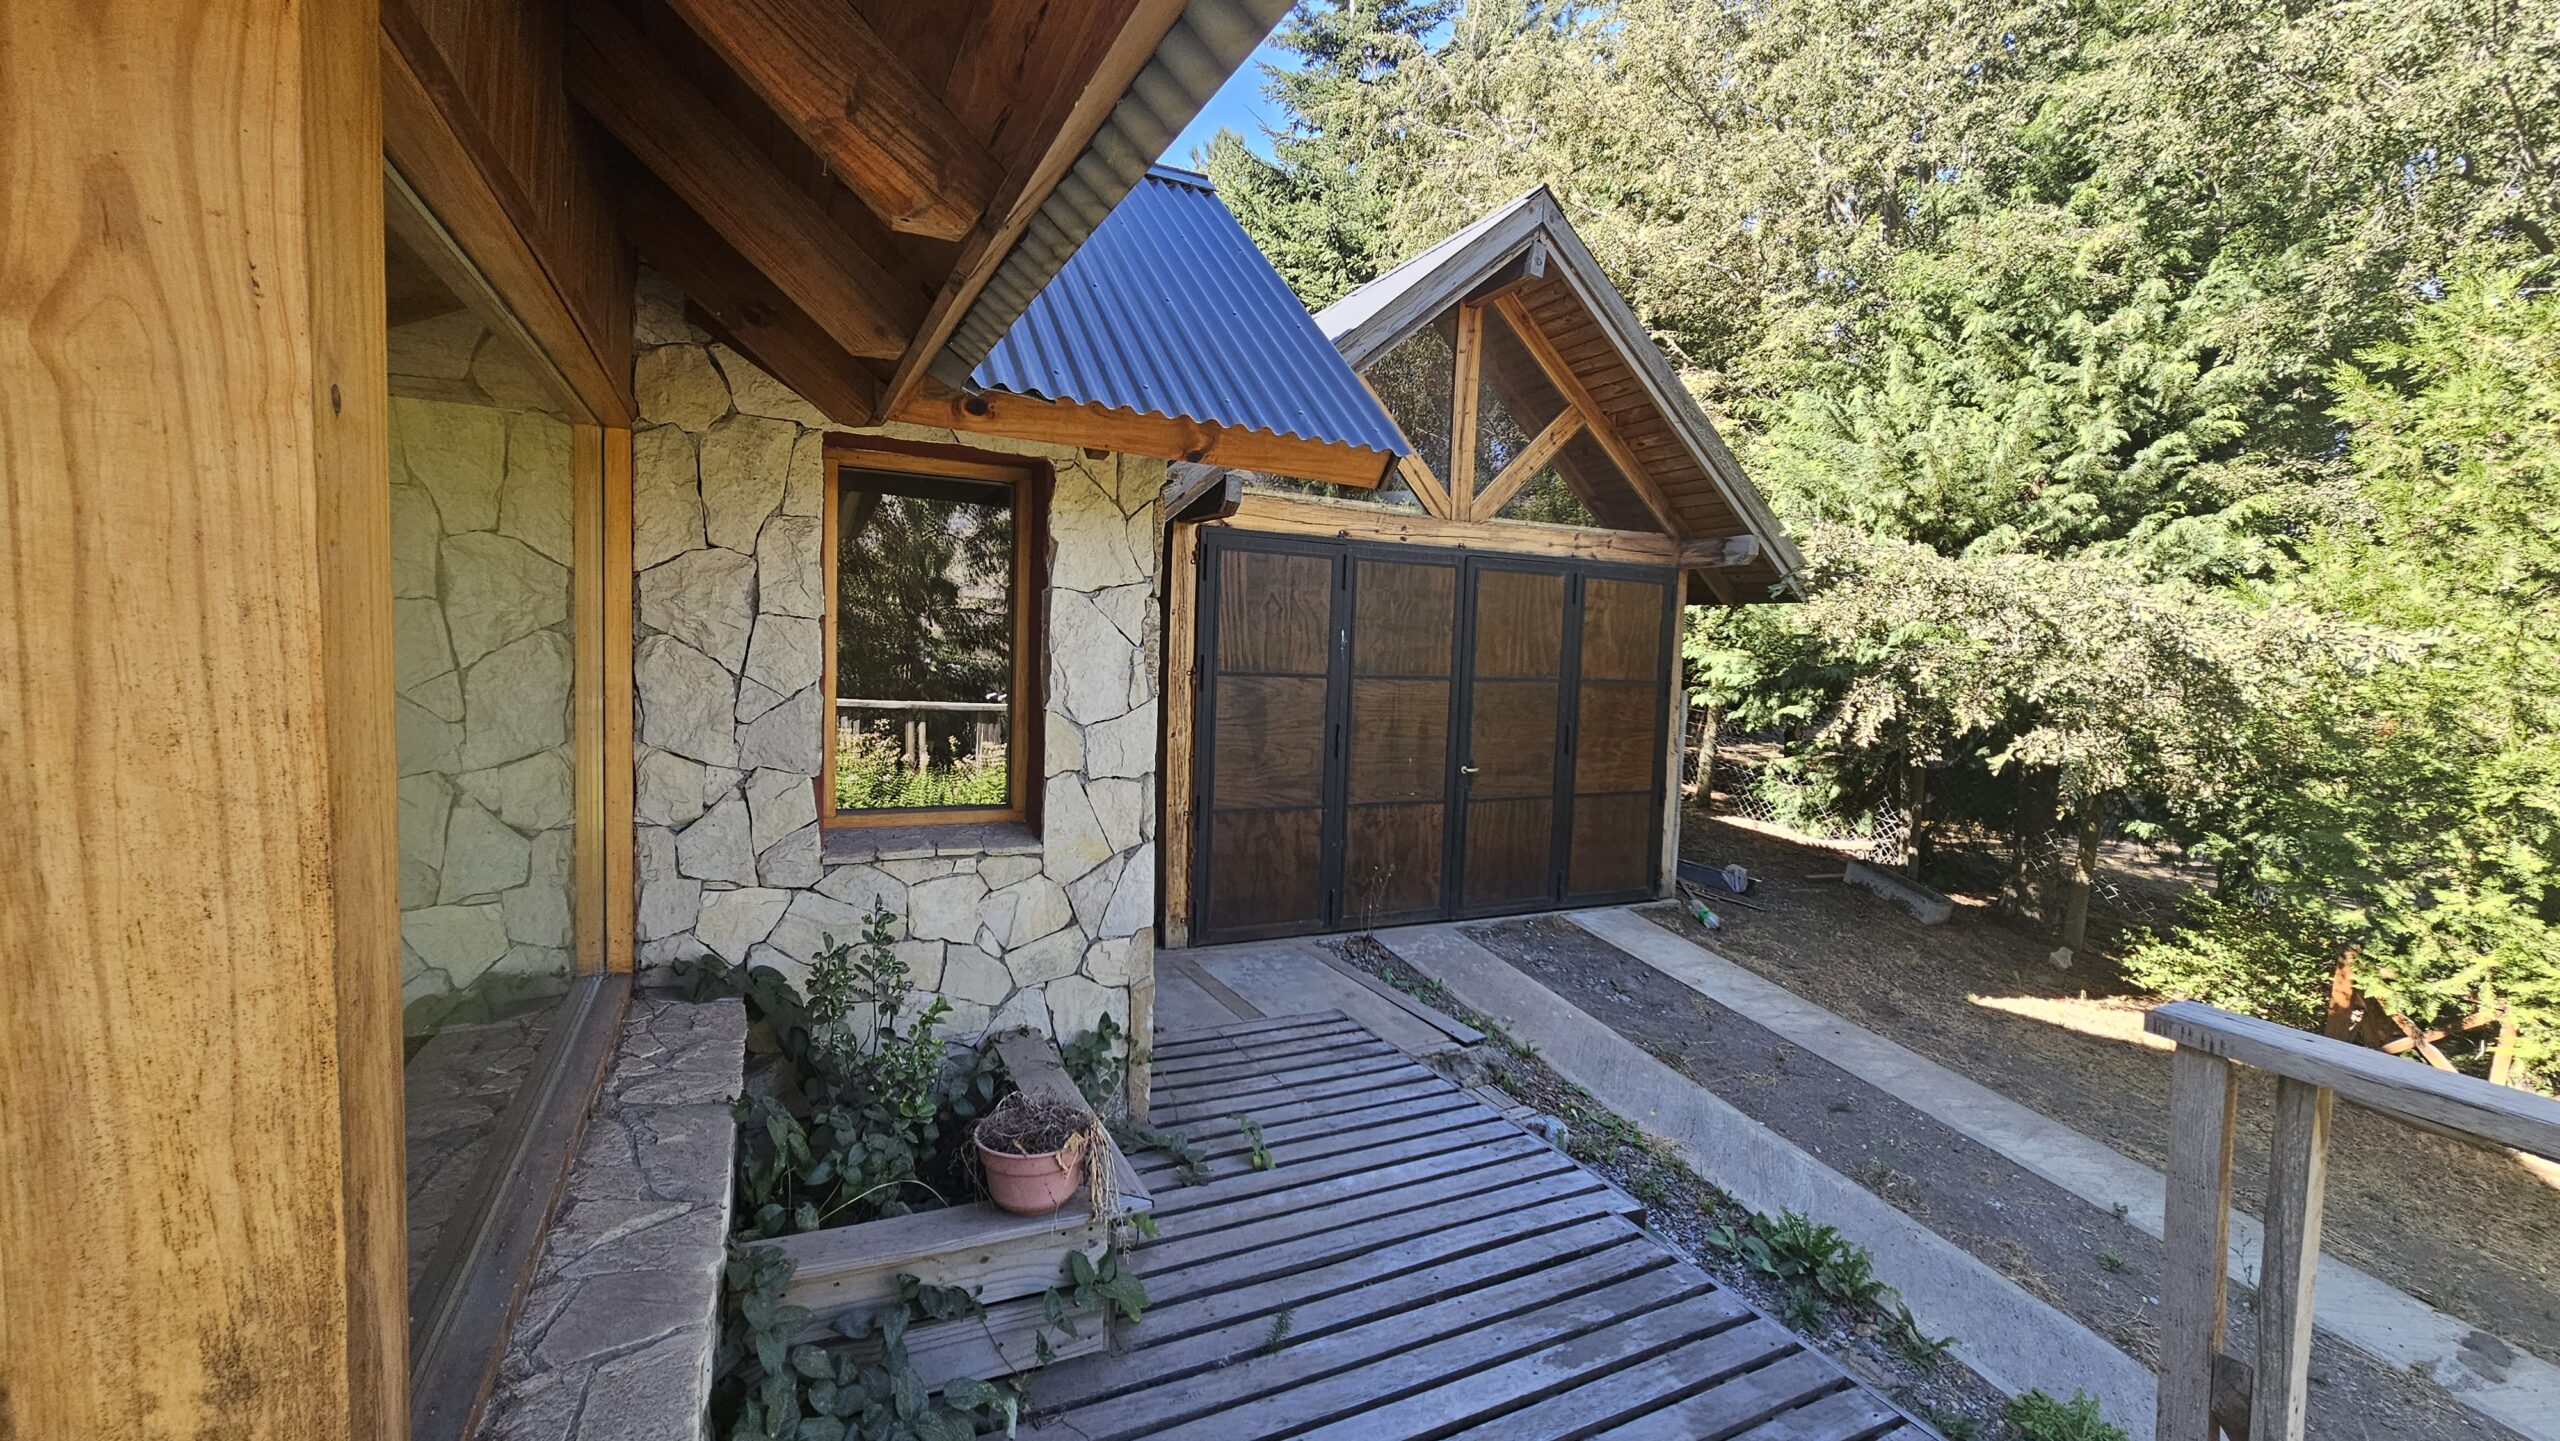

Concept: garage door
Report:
left=1189, top=529, right=1677, bottom=944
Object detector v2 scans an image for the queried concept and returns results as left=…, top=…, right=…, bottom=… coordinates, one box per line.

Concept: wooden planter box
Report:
left=762, top=1031, right=1151, bottom=1388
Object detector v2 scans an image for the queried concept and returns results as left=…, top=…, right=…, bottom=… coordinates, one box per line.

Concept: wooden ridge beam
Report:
left=612, top=166, right=881, bottom=425
left=568, top=4, right=922, bottom=360
left=1495, top=292, right=1684, bottom=538
left=1469, top=406, right=1583, bottom=520
left=895, top=382, right=1399, bottom=489
left=661, top=0, right=1000, bottom=241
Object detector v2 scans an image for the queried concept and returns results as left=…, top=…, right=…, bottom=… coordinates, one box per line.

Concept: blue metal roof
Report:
left=971, top=165, right=1407, bottom=463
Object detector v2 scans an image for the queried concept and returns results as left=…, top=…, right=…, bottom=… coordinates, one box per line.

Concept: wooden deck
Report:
left=1025, top=1010, right=1926, bottom=1440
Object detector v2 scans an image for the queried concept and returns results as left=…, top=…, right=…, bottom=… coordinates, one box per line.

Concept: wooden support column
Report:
left=1449, top=304, right=1486, bottom=507
left=2252, top=1078, right=2333, bottom=1441
left=1, top=1, right=401, bottom=1437
left=2158, top=1046, right=2241, bottom=1441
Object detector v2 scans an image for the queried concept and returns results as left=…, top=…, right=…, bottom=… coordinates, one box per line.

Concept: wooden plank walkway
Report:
left=1025, top=1011, right=1927, bottom=1440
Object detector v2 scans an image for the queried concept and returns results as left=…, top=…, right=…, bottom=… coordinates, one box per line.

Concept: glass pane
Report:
left=1246, top=468, right=1425, bottom=511
left=1472, top=306, right=1568, bottom=495
left=387, top=198, right=579, bottom=1330
left=1493, top=461, right=1600, bottom=526
left=835, top=468, right=1016, bottom=811
left=1360, top=318, right=1457, bottom=485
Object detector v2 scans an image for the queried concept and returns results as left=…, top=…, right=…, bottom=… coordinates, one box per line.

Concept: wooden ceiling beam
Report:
left=1495, top=291, right=1685, bottom=538
left=1470, top=406, right=1584, bottom=520
left=894, top=382, right=1399, bottom=490
left=877, top=0, right=1189, bottom=418
left=568, top=4, right=922, bottom=361
left=661, top=0, right=1000, bottom=241
left=613, top=167, right=882, bottom=426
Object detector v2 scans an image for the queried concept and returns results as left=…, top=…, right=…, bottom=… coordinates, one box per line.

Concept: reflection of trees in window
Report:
left=1472, top=306, right=1567, bottom=496
left=1361, top=318, right=1456, bottom=483
left=835, top=469, right=1014, bottom=809
left=1495, top=464, right=1599, bottom=526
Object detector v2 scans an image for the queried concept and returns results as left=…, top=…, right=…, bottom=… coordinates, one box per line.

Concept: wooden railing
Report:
left=2145, top=1001, right=2560, bottom=1440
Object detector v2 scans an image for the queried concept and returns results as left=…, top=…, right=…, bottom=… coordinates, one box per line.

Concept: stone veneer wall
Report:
left=627, top=273, right=1162, bottom=1044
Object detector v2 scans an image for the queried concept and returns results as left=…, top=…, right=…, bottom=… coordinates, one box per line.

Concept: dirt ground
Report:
left=1666, top=810, right=2560, bottom=1370
left=1464, top=913, right=2522, bottom=1441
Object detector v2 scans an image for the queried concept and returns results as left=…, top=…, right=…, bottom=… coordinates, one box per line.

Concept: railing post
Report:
left=2251, top=1077, right=2334, bottom=1441
left=2160, top=1044, right=2240, bottom=1441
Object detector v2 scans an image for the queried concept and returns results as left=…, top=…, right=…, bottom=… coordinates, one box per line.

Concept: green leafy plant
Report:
left=1233, top=1114, right=1274, bottom=1171
left=1115, top=1119, right=1210, bottom=1185
left=1060, top=1011, right=1128, bottom=1113
left=1041, top=1244, right=1148, bottom=1339
left=1705, top=1210, right=1891, bottom=1325
left=1263, top=1306, right=1296, bottom=1355
left=714, top=1245, right=1019, bottom=1441
left=1922, top=1406, right=1981, bottom=1440
left=2002, top=1389, right=2128, bottom=1441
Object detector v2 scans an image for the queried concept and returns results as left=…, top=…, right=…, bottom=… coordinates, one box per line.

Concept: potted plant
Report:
left=973, top=1091, right=1096, bottom=1215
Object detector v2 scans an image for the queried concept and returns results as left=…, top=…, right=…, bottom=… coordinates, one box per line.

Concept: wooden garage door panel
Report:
left=1207, top=808, right=1326, bottom=931
left=1217, top=548, right=1333, bottom=674
left=1349, top=679, right=1449, bottom=804
left=1212, top=675, right=1328, bottom=809
left=1580, top=576, right=1667, bottom=680
left=1344, top=803, right=1445, bottom=923
left=1569, top=792, right=1656, bottom=897
left=1467, top=679, right=1558, bottom=799
left=1574, top=682, right=1663, bottom=793
left=1470, top=568, right=1564, bottom=677
left=1464, top=797, right=1553, bottom=910
left=1353, top=559, right=1456, bottom=676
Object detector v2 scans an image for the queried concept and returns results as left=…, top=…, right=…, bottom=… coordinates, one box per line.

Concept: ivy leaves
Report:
left=720, top=1247, right=1021, bottom=1441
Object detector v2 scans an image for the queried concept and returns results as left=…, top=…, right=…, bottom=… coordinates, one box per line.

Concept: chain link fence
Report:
left=1684, top=704, right=2192, bottom=931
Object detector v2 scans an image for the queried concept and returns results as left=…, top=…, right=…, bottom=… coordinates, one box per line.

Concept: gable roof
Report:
left=972, top=166, right=1408, bottom=468
left=1315, top=188, right=1802, bottom=597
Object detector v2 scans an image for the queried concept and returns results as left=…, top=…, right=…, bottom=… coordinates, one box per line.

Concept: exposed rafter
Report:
left=1494, top=292, right=1684, bottom=538
left=612, top=168, right=882, bottom=426
left=1398, top=453, right=1456, bottom=519
left=567, top=4, right=922, bottom=361
left=1470, top=405, right=1583, bottom=520
left=660, top=0, right=1001, bottom=241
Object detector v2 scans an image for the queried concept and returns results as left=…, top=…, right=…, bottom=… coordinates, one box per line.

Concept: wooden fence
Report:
left=2146, top=1001, right=2560, bottom=1440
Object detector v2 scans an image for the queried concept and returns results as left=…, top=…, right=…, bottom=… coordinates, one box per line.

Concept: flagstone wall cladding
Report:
left=627, top=272, right=1162, bottom=1043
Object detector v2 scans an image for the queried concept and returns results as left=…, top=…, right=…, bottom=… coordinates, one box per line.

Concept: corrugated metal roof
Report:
left=940, top=0, right=1295, bottom=382
left=971, top=166, right=1408, bottom=459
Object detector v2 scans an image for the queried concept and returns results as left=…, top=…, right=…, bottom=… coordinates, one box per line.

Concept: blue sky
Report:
left=1161, top=35, right=1294, bottom=170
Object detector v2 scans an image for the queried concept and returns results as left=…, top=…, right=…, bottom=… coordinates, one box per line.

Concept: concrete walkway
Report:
left=1566, top=906, right=2560, bottom=1441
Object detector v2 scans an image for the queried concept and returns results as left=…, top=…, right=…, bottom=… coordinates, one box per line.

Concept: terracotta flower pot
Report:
left=978, top=1131, right=1088, bottom=1215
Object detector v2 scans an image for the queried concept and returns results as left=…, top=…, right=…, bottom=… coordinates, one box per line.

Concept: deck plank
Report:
left=1029, top=1013, right=1925, bottom=1441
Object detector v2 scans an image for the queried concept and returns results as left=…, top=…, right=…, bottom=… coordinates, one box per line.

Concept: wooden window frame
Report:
left=821, top=437, right=1049, bottom=831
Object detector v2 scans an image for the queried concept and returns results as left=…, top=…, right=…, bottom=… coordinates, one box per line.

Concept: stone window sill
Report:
left=822, top=818, right=1042, bottom=865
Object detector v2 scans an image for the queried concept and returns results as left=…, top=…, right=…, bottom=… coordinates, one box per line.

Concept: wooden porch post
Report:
left=2157, top=1046, right=2240, bottom=1441
left=0, top=2, right=401, bottom=1437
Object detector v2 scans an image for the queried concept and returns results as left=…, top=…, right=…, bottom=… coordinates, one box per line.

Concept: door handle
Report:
left=1460, top=764, right=1480, bottom=776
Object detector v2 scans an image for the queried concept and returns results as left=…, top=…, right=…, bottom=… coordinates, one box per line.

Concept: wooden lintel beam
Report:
left=1471, top=406, right=1584, bottom=519
left=568, top=5, right=922, bottom=360
left=616, top=168, right=881, bottom=426
left=1495, top=291, right=1685, bottom=538
left=895, top=383, right=1399, bottom=489
left=662, top=0, right=999, bottom=241
left=1677, top=534, right=1762, bottom=569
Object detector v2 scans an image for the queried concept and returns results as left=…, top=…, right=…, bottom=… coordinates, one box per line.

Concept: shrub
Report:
left=2002, top=1389, right=2127, bottom=1441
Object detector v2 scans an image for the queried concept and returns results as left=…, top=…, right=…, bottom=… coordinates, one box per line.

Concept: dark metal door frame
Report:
left=1191, top=527, right=1676, bottom=944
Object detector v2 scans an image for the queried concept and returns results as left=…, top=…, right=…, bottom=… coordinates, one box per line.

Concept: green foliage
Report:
left=678, top=902, right=1008, bottom=1239
left=714, top=1246, right=1020, bottom=1441
left=1706, top=1210, right=1892, bottom=1326
left=1042, top=1245, right=1149, bottom=1337
left=2002, top=1389, right=2128, bottom=1441
left=1115, top=1120, right=1212, bottom=1185
left=1923, top=1407, right=1982, bottom=1441
left=1263, top=1306, right=1297, bottom=1355
left=1059, top=1012, right=1129, bottom=1114
left=1234, top=1114, right=1276, bottom=1171
left=832, top=728, right=1009, bottom=812
left=1218, top=0, right=2560, bottom=1081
